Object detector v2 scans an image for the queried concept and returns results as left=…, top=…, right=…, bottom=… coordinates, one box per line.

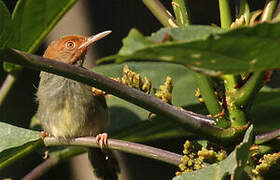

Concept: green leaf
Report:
left=0, top=122, right=42, bottom=170
left=173, top=125, right=254, bottom=180
left=99, top=23, right=280, bottom=75
left=3, top=62, right=21, bottom=73
left=3, top=0, right=76, bottom=81
left=94, top=62, right=203, bottom=141
left=251, top=88, right=280, bottom=133
left=0, top=0, right=12, bottom=48
left=8, top=0, right=77, bottom=52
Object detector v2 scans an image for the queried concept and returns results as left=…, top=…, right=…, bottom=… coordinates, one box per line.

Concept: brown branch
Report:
left=44, top=137, right=182, bottom=165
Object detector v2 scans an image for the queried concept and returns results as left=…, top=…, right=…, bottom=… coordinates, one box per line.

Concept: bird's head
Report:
left=43, top=31, right=111, bottom=66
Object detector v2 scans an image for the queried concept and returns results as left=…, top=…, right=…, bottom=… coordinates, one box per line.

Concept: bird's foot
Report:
left=96, top=133, right=108, bottom=149
left=42, top=149, right=49, bottom=159
left=92, top=87, right=106, bottom=96
left=40, top=131, right=50, bottom=138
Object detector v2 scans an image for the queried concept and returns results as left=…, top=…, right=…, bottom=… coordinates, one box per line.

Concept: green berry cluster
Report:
left=154, top=76, right=173, bottom=104
left=252, top=152, right=280, bottom=179
left=176, top=140, right=204, bottom=176
left=115, top=65, right=151, bottom=93
left=198, top=147, right=227, bottom=163
left=176, top=140, right=227, bottom=176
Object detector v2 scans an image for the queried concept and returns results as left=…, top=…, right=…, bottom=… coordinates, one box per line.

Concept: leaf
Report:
left=3, top=0, right=77, bottom=73
left=99, top=23, right=280, bottom=75
left=3, top=62, right=22, bottom=73
left=173, top=125, right=254, bottom=180
left=0, top=122, right=42, bottom=169
left=0, top=0, right=12, bottom=48
left=93, top=62, right=204, bottom=141
left=251, top=88, right=280, bottom=133
left=8, top=0, right=77, bottom=52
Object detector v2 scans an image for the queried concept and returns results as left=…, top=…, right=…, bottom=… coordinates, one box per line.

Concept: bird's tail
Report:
left=88, top=148, right=120, bottom=180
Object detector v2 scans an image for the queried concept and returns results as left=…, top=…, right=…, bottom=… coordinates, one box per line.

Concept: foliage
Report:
left=0, top=0, right=280, bottom=179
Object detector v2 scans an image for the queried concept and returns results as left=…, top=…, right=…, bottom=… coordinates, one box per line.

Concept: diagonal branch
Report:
left=0, top=48, right=246, bottom=143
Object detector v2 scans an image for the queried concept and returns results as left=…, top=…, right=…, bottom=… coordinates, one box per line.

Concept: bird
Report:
left=36, top=31, right=119, bottom=180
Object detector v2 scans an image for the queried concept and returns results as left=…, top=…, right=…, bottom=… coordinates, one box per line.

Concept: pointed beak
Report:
left=78, top=30, right=112, bottom=50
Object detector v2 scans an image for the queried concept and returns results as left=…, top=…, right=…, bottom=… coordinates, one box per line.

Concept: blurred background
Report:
left=0, top=0, right=272, bottom=179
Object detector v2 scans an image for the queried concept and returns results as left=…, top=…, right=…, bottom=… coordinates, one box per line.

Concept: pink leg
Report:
left=96, top=133, right=108, bottom=149
left=40, top=131, right=51, bottom=159
left=42, top=149, right=49, bottom=159
left=40, top=131, right=50, bottom=138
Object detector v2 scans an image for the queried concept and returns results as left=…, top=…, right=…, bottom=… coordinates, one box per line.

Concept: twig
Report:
left=255, top=128, right=280, bottom=144
left=23, top=156, right=59, bottom=180
left=142, top=0, right=177, bottom=27
left=0, top=74, right=17, bottom=106
left=22, top=147, right=86, bottom=180
left=43, top=137, right=182, bottom=165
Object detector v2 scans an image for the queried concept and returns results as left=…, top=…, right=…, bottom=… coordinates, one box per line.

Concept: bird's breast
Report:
left=36, top=72, right=108, bottom=138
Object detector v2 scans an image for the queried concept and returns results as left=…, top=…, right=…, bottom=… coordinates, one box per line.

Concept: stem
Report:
left=0, top=74, right=17, bottom=106
left=261, top=0, right=280, bottom=22
left=223, top=75, right=247, bottom=127
left=22, top=147, right=86, bottom=180
left=44, top=137, right=182, bottom=166
left=218, top=0, right=232, bottom=28
left=0, top=140, right=43, bottom=170
left=0, top=49, right=247, bottom=143
left=142, top=0, right=177, bottom=27
left=218, top=1, right=248, bottom=127
left=238, top=0, right=250, bottom=25
left=171, top=0, right=191, bottom=26
left=195, top=73, right=229, bottom=128
left=255, top=128, right=280, bottom=144
left=232, top=71, right=265, bottom=108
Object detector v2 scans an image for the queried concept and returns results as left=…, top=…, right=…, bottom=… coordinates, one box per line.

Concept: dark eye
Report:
left=65, top=41, right=75, bottom=49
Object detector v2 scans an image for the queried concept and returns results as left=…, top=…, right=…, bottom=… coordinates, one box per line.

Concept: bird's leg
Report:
left=40, top=131, right=51, bottom=159
left=96, top=133, right=108, bottom=149
left=42, top=149, right=49, bottom=159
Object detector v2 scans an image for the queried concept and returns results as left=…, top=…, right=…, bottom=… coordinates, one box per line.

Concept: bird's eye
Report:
left=65, top=41, right=75, bottom=49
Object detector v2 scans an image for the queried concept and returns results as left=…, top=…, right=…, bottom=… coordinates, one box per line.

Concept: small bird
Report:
left=36, top=31, right=119, bottom=179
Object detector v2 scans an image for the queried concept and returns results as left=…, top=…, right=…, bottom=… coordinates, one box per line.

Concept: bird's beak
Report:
left=78, top=30, right=112, bottom=50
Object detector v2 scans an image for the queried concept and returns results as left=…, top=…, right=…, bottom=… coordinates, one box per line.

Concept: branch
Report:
left=22, top=147, right=86, bottom=180
left=24, top=137, right=183, bottom=180
left=43, top=137, right=182, bottom=165
left=0, top=48, right=246, bottom=143
left=255, top=128, right=280, bottom=144
left=142, top=0, right=177, bottom=27
left=0, top=74, right=17, bottom=106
